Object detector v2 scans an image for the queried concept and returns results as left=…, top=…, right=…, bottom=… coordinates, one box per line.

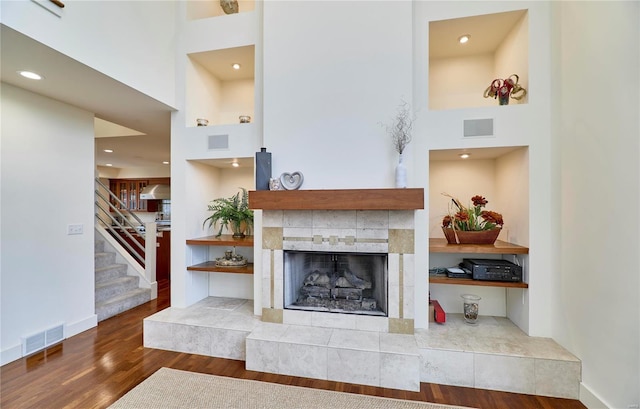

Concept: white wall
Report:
left=0, top=0, right=177, bottom=106
left=220, top=79, right=255, bottom=125
left=0, top=84, right=96, bottom=365
left=429, top=53, right=496, bottom=110
left=262, top=0, right=413, bottom=189
left=186, top=58, right=222, bottom=126
left=554, top=3, right=639, bottom=408
left=494, top=12, right=529, bottom=104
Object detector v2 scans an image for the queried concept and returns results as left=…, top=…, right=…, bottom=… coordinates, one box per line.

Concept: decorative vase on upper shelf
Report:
left=381, top=100, right=413, bottom=189
left=395, top=152, right=407, bottom=188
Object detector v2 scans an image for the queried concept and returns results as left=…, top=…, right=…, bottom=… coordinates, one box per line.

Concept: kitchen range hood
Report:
left=140, top=184, right=170, bottom=200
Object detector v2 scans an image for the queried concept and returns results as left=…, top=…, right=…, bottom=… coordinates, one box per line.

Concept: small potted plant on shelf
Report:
left=203, top=187, right=253, bottom=238
left=441, top=193, right=504, bottom=244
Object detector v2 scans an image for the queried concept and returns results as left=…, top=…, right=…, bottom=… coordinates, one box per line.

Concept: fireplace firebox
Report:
left=283, top=250, right=388, bottom=316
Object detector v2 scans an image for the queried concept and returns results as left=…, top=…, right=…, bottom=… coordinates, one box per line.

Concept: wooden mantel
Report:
left=249, top=188, right=424, bottom=210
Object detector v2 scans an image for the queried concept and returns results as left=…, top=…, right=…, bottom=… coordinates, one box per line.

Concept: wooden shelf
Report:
left=187, top=261, right=254, bottom=274
left=249, top=188, right=424, bottom=210
left=429, top=275, right=528, bottom=288
left=429, top=238, right=529, bottom=254
left=186, top=235, right=254, bottom=247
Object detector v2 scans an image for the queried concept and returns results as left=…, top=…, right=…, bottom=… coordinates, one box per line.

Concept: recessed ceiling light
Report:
left=163, top=161, right=170, bottom=165
left=458, top=34, right=470, bottom=44
left=18, top=70, right=43, bottom=80
left=232, top=63, right=241, bottom=70
left=104, top=149, right=113, bottom=153
left=105, top=163, right=113, bottom=167
left=231, top=161, right=240, bottom=168
left=459, top=153, right=470, bottom=159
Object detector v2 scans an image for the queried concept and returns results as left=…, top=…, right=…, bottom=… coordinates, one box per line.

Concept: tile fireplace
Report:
left=250, top=188, right=424, bottom=334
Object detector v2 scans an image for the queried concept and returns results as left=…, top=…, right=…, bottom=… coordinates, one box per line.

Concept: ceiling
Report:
left=0, top=24, right=177, bottom=170
left=429, top=9, right=527, bottom=59
left=189, top=45, right=255, bottom=82
left=429, top=146, right=525, bottom=161
left=2, top=9, right=526, bottom=169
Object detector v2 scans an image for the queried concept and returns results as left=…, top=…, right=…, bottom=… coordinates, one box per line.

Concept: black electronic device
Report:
left=446, top=267, right=473, bottom=279
left=460, top=258, right=523, bottom=282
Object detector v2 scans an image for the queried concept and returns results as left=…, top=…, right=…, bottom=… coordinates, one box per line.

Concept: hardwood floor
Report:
left=1, top=280, right=586, bottom=409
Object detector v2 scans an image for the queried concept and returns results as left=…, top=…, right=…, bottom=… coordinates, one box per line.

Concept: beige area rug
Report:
left=109, top=367, right=474, bottom=409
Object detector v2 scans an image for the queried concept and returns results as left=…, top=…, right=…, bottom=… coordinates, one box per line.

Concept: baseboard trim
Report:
left=1, top=316, right=96, bottom=367
left=66, top=314, right=97, bottom=338
left=1, top=344, right=23, bottom=366
left=151, top=281, right=158, bottom=299
left=580, top=382, right=611, bottom=409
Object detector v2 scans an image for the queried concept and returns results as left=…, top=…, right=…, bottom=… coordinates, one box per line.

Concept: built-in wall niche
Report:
left=428, top=146, right=529, bottom=246
left=429, top=9, right=529, bottom=111
left=186, top=0, right=256, bottom=20
left=428, top=146, right=529, bottom=321
left=186, top=45, right=255, bottom=128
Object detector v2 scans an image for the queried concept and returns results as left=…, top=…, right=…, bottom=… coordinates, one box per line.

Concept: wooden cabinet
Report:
left=109, top=178, right=170, bottom=212
left=156, top=230, right=171, bottom=281
left=186, top=235, right=254, bottom=274
left=428, top=238, right=529, bottom=288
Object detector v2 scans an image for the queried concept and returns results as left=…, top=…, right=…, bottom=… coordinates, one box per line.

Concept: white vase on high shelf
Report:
left=395, top=152, right=407, bottom=188
left=382, top=99, right=413, bottom=189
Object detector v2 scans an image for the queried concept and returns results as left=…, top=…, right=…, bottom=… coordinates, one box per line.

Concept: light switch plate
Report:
left=67, top=224, right=83, bottom=235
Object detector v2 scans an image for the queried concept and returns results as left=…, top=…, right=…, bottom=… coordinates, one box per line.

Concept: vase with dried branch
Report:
left=381, top=100, right=413, bottom=188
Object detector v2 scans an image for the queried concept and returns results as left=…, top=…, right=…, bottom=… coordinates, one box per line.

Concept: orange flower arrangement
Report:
left=441, top=193, right=504, bottom=231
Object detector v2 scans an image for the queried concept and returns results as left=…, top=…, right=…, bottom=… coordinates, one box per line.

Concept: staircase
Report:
left=95, top=239, right=151, bottom=322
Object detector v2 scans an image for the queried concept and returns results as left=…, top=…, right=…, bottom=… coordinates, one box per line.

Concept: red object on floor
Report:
left=431, top=300, right=446, bottom=323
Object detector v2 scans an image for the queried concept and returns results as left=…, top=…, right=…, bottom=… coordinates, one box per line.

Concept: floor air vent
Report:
left=21, top=323, right=65, bottom=356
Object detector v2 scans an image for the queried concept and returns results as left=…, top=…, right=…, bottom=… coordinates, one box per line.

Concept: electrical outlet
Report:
left=67, top=224, right=83, bottom=235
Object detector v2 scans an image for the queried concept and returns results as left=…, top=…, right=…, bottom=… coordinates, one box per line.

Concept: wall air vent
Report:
left=208, top=134, right=229, bottom=150
left=463, top=118, right=494, bottom=137
left=21, top=323, right=65, bottom=356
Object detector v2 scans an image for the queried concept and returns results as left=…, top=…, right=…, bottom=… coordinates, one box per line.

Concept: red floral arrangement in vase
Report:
left=441, top=193, right=504, bottom=244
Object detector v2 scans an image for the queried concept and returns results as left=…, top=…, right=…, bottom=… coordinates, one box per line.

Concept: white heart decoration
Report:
left=280, top=171, right=304, bottom=190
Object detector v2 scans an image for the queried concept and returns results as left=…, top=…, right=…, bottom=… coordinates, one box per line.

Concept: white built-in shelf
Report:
left=186, top=0, right=256, bottom=21
left=429, top=9, right=529, bottom=111
left=187, top=235, right=254, bottom=274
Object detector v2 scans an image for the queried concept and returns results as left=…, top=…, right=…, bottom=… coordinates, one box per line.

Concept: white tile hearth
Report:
left=415, top=314, right=581, bottom=399
left=144, top=297, right=581, bottom=398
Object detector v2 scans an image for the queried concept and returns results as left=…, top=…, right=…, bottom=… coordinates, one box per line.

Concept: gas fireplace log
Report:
left=331, top=288, right=363, bottom=300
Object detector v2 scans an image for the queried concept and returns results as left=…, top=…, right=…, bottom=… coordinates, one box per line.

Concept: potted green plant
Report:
left=203, top=188, right=253, bottom=238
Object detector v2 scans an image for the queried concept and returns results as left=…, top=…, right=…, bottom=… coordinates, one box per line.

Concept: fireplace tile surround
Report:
left=260, top=208, right=416, bottom=334
left=251, top=189, right=424, bottom=345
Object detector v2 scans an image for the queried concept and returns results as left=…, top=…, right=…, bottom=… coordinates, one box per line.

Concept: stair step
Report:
left=96, top=288, right=151, bottom=322
left=95, top=264, right=128, bottom=283
left=95, top=252, right=116, bottom=269
left=95, top=236, right=152, bottom=322
left=95, top=275, right=140, bottom=304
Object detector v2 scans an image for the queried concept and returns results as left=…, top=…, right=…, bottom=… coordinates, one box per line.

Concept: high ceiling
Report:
left=1, top=24, right=173, bottom=170
left=429, top=9, right=527, bottom=59
left=2, top=9, right=526, bottom=170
